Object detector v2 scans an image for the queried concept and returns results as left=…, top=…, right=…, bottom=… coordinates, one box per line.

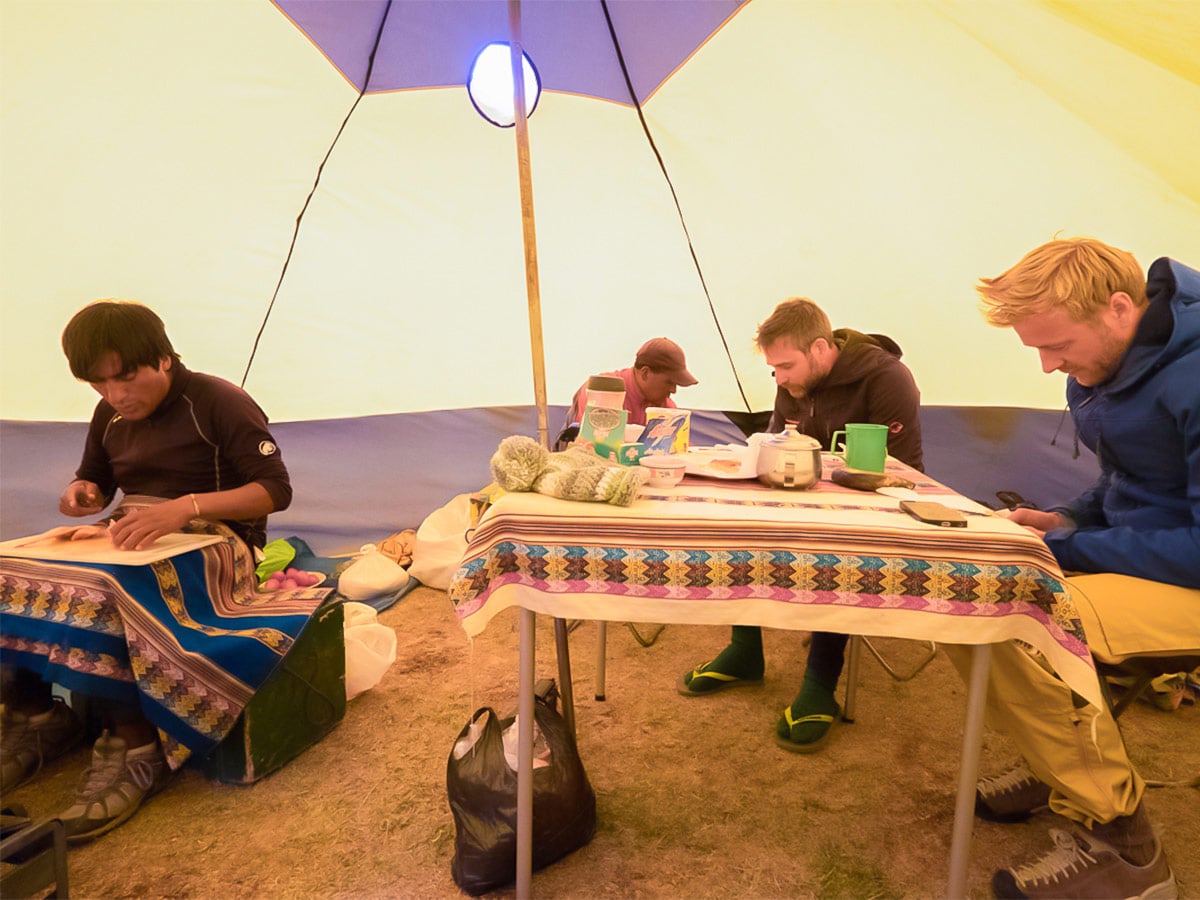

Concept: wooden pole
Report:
left=508, top=0, right=550, bottom=449
left=509, top=13, right=541, bottom=896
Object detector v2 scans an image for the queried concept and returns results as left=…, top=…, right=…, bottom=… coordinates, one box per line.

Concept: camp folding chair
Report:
left=552, top=619, right=668, bottom=734
left=590, top=621, right=666, bottom=701
left=1097, top=652, right=1200, bottom=719
left=842, top=635, right=940, bottom=722
left=584, top=629, right=932, bottom=719
left=1097, top=651, right=1200, bottom=790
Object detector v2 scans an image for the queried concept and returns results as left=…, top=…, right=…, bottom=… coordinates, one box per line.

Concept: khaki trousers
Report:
left=945, top=573, right=1200, bottom=827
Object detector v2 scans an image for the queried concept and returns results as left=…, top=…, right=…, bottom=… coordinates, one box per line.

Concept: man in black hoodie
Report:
left=678, top=297, right=923, bottom=752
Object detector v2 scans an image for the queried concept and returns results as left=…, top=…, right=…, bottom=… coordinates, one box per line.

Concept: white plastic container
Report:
left=639, top=455, right=687, bottom=487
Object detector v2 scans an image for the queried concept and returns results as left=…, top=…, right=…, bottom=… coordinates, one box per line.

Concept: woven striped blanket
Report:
left=1, top=518, right=330, bottom=768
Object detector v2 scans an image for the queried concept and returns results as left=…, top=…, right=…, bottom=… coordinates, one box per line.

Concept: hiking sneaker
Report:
left=1, top=699, right=84, bottom=792
left=975, top=764, right=1052, bottom=823
left=58, top=730, right=167, bottom=843
left=992, top=827, right=1177, bottom=899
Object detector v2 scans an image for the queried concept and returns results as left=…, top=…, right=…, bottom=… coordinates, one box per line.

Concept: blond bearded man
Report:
left=968, top=237, right=1198, bottom=899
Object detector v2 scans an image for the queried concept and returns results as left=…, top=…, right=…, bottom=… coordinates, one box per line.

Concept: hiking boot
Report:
left=992, top=826, right=1176, bottom=899
left=58, top=730, right=167, bottom=843
left=1, top=699, right=84, bottom=792
left=976, top=764, right=1052, bottom=823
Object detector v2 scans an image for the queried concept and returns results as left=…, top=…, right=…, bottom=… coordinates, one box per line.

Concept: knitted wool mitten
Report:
left=490, top=436, right=646, bottom=507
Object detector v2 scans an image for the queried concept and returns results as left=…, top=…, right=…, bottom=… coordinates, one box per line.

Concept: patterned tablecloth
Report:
left=450, top=454, right=1101, bottom=707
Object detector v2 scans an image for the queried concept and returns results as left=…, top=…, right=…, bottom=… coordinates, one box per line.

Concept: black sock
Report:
left=705, top=626, right=764, bottom=679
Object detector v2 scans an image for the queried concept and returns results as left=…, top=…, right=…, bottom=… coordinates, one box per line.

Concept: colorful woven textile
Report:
left=1, top=516, right=330, bottom=769
left=450, top=456, right=1101, bottom=707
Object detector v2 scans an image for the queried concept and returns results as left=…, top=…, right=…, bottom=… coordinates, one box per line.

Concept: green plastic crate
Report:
left=204, top=600, right=346, bottom=784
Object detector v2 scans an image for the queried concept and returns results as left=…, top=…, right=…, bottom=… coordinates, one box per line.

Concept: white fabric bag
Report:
left=343, top=601, right=397, bottom=700
left=408, top=493, right=472, bottom=590
left=338, top=543, right=410, bottom=601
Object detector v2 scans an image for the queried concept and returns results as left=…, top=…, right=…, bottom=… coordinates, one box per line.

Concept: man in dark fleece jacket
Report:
left=678, top=297, right=924, bottom=754
left=968, top=238, right=1193, bottom=899
left=1, top=300, right=292, bottom=843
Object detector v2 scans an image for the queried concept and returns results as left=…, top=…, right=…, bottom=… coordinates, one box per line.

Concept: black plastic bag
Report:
left=447, top=688, right=596, bottom=895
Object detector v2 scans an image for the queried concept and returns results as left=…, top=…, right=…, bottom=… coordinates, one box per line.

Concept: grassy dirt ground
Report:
left=6, top=585, right=1199, bottom=899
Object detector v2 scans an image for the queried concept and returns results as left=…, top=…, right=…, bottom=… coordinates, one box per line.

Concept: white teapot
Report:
left=755, top=424, right=822, bottom=489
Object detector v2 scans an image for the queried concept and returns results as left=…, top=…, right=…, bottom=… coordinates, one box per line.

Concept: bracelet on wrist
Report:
left=189, top=493, right=202, bottom=517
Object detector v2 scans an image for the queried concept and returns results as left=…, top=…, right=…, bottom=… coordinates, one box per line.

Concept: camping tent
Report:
left=2, top=0, right=1197, bottom=550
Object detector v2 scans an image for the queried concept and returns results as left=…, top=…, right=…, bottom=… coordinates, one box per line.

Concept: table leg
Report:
left=947, top=643, right=991, bottom=899
left=553, top=617, right=576, bottom=738
left=517, top=609, right=536, bottom=899
left=843, top=634, right=861, bottom=723
left=595, top=621, right=607, bottom=701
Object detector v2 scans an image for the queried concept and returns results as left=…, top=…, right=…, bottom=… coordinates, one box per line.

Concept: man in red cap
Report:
left=565, top=337, right=698, bottom=428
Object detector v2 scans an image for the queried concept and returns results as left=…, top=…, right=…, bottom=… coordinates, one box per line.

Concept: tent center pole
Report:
left=509, top=0, right=549, bottom=449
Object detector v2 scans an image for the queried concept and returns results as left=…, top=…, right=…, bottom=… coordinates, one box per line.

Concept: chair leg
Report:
left=581, top=623, right=663, bottom=706
left=1105, top=671, right=1156, bottom=719
left=1096, top=661, right=1200, bottom=788
left=861, top=637, right=939, bottom=682
left=625, top=623, right=666, bottom=647
left=843, top=637, right=939, bottom=724
left=595, top=621, right=608, bottom=701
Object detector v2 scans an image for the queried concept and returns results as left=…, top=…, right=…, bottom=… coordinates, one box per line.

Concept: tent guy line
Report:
left=241, top=0, right=394, bottom=390
left=597, top=0, right=752, bottom=413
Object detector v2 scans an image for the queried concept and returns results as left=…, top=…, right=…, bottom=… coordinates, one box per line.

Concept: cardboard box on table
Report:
left=640, top=408, right=691, bottom=455
left=579, top=404, right=627, bottom=463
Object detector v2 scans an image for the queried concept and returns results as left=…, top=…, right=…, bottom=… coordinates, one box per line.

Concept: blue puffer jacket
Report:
left=1045, top=257, right=1200, bottom=588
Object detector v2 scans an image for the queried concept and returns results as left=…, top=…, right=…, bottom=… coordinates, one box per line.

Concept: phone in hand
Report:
left=899, top=500, right=968, bottom=527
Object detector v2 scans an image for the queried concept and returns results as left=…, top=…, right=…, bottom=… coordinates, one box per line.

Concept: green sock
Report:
left=705, top=625, right=765, bottom=680
left=777, top=674, right=839, bottom=744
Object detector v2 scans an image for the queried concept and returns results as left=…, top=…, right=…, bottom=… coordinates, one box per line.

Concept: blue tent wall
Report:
left=1, top=406, right=1097, bottom=555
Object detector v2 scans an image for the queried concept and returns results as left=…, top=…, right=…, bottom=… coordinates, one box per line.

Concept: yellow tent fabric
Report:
left=2, top=0, right=1198, bottom=424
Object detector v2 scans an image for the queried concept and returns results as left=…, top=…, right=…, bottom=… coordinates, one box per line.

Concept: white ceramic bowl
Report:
left=639, top=454, right=687, bottom=487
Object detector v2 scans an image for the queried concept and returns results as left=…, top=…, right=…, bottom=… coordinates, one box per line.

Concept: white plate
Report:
left=683, top=446, right=757, bottom=480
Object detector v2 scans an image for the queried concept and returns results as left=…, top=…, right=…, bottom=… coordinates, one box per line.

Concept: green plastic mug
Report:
left=830, top=423, right=889, bottom=473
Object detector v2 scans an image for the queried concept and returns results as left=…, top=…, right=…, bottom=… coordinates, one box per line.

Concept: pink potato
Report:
left=279, top=578, right=298, bottom=590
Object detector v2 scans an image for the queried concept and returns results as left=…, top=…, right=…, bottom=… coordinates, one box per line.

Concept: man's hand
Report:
left=108, top=498, right=192, bottom=551
left=1003, top=507, right=1070, bottom=539
left=60, top=480, right=106, bottom=517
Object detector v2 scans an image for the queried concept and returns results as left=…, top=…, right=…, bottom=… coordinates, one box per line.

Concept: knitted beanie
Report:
left=490, top=435, right=646, bottom=506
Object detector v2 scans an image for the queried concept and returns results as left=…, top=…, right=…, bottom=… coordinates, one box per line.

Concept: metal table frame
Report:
left=511, top=608, right=992, bottom=899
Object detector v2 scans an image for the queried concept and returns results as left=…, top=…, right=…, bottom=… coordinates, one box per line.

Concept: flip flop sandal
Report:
left=677, top=662, right=763, bottom=697
left=774, top=705, right=839, bottom=754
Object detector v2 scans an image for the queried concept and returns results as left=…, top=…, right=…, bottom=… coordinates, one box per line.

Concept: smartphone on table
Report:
left=899, top=500, right=968, bottom=527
